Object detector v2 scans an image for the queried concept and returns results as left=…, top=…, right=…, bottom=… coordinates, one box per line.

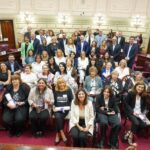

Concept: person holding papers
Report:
left=84, top=66, right=103, bottom=102
left=69, top=89, right=94, bottom=147
left=2, top=74, right=30, bottom=137
left=53, top=77, right=73, bottom=145
left=28, top=78, right=54, bottom=137
left=124, top=82, right=149, bottom=146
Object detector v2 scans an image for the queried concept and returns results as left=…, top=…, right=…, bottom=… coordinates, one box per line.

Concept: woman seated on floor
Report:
left=2, top=74, right=30, bottom=137
left=28, top=78, right=54, bottom=137
left=124, top=81, right=149, bottom=146
left=53, top=77, right=73, bottom=145
left=95, top=86, right=121, bottom=149
left=69, top=88, right=94, bottom=147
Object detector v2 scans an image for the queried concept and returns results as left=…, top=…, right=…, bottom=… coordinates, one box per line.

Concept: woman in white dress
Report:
left=78, top=51, right=89, bottom=85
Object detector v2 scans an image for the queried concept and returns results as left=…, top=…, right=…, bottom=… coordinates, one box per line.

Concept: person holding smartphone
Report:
left=95, top=86, right=121, bottom=149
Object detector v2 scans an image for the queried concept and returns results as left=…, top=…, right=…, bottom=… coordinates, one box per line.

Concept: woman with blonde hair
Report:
left=65, top=38, right=76, bottom=56
left=115, top=59, right=130, bottom=80
left=41, top=50, right=49, bottom=63
left=54, top=49, right=66, bottom=66
left=53, top=77, right=73, bottom=145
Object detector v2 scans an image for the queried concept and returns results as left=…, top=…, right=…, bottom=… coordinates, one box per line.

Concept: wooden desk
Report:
left=0, top=51, right=21, bottom=64
left=0, top=144, right=111, bottom=150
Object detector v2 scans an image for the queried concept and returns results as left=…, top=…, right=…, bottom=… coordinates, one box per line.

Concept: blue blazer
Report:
left=124, top=43, right=138, bottom=68
left=84, top=75, right=103, bottom=95
left=76, top=41, right=90, bottom=57
left=33, top=38, right=40, bottom=56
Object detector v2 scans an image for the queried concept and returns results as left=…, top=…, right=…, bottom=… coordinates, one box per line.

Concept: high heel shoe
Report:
left=127, top=132, right=137, bottom=147
left=54, top=139, right=60, bottom=145
left=63, top=138, right=67, bottom=144
left=123, top=131, right=131, bottom=141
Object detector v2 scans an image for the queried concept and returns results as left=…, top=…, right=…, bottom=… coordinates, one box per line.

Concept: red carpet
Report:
left=0, top=130, right=150, bottom=150
left=0, top=124, right=150, bottom=150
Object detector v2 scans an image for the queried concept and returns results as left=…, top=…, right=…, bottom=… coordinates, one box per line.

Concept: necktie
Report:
left=127, top=45, right=132, bottom=58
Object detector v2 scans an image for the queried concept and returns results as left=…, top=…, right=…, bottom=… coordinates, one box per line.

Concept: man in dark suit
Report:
left=116, top=31, right=125, bottom=49
left=31, top=33, right=40, bottom=56
left=59, top=33, right=68, bottom=54
left=76, top=35, right=90, bottom=57
left=5, top=54, right=22, bottom=75
left=124, top=36, right=138, bottom=68
left=107, top=36, right=121, bottom=62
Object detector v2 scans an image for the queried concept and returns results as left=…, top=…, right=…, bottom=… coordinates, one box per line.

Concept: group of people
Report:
left=0, top=27, right=149, bottom=149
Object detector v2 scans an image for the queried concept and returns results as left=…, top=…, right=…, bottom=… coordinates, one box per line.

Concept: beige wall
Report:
left=0, top=0, right=150, bottom=51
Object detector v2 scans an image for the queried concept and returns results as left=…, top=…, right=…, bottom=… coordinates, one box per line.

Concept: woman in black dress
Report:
left=0, top=62, right=11, bottom=89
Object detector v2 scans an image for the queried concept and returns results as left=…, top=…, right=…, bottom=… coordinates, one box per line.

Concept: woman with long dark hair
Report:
left=96, top=86, right=121, bottom=149
left=69, top=88, right=94, bottom=147
left=28, top=78, right=54, bottom=137
left=124, top=82, right=148, bottom=146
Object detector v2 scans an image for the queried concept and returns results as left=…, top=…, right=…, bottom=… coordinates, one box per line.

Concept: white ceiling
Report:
left=0, top=0, right=149, bottom=18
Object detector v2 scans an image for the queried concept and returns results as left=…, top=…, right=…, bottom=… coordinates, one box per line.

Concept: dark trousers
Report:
left=54, top=111, right=68, bottom=132
left=3, top=106, right=28, bottom=133
left=97, top=113, right=121, bottom=146
left=70, top=126, right=88, bottom=147
left=128, top=114, right=147, bottom=133
left=29, top=109, right=49, bottom=133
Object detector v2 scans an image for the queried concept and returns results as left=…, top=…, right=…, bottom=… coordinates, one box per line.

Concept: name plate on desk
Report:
left=0, top=51, right=6, bottom=55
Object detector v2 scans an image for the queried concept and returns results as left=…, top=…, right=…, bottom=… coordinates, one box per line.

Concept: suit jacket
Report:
left=32, top=38, right=40, bottom=55
left=76, top=41, right=90, bottom=57
left=117, top=36, right=125, bottom=49
left=124, top=43, right=138, bottom=68
left=5, top=61, right=22, bottom=74
left=49, top=43, right=60, bottom=57
left=95, top=34, right=106, bottom=47
left=125, top=91, right=147, bottom=116
left=107, top=44, right=121, bottom=61
left=96, top=95, right=118, bottom=114
left=59, top=39, right=68, bottom=53
left=69, top=101, right=94, bottom=135
left=84, top=75, right=103, bottom=95
left=21, top=42, right=34, bottom=58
